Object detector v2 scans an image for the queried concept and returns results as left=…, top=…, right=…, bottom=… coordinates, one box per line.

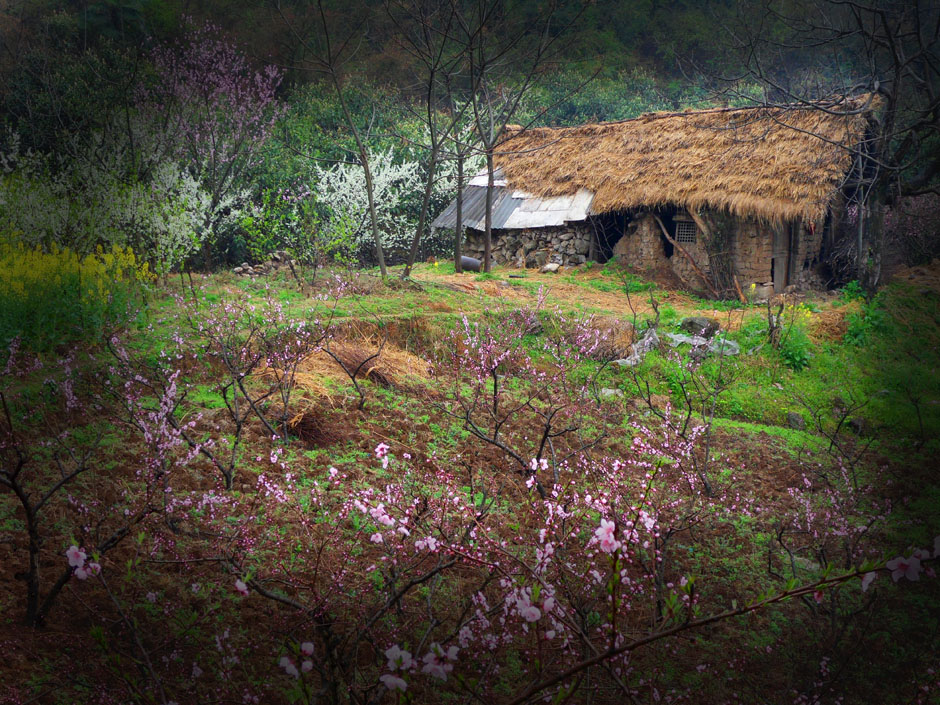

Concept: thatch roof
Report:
left=495, top=96, right=878, bottom=223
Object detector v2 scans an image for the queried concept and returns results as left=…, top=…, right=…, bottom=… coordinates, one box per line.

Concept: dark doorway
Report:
left=588, top=212, right=629, bottom=263
left=656, top=207, right=680, bottom=258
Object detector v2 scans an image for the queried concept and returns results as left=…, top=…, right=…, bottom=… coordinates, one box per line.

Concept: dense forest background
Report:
left=5, top=0, right=934, bottom=279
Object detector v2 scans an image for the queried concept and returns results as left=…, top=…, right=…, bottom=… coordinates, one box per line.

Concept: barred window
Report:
left=675, top=220, right=697, bottom=243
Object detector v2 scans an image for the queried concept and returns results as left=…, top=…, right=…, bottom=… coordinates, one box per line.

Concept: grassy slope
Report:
left=2, top=261, right=938, bottom=704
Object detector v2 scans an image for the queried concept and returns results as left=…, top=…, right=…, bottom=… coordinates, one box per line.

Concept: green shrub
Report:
left=778, top=325, right=812, bottom=371
left=845, top=296, right=891, bottom=346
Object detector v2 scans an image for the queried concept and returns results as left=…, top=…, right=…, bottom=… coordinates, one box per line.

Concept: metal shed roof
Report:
left=431, top=169, right=595, bottom=231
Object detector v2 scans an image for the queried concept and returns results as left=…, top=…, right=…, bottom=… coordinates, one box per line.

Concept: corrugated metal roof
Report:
left=431, top=169, right=595, bottom=231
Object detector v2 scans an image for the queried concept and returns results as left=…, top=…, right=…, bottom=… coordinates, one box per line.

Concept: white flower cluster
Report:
left=0, top=125, right=246, bottom=274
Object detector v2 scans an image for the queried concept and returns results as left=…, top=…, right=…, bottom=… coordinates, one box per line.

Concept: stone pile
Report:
left=463, top=224, right=593, bottom=268
left=232, top=251, right=298, bottom=277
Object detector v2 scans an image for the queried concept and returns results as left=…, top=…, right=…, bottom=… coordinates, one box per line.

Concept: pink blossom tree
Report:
left=143, top=21, right=283, bottom=263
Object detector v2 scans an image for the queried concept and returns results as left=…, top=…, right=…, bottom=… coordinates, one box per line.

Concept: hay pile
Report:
left=586, top=316, right=635, bottom=360
left=893, top=258, right=940, bottom=292
left=808, top=302, right=858, bottom=343
left=496, top=95, right=878, bottom=223
left=260, top=338, right=432, bottom=403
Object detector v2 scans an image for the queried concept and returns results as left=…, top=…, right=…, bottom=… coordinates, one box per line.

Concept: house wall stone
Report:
left=465, top=206, right=828, bottom=294
left=612, top=210, right=826, bottom=293
left=464, top=222, right=593, bottom=267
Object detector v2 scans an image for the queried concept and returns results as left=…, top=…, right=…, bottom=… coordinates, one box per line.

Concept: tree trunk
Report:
left=25, top=512, right=40, bottom=626
left=454, top=153, right=464, bottom=273
left=483, top=150, right=494, bottom=272
left=331, top=69, right=387, bottom=278
left=361, top=156, right=387, bottom=278
left=403, top=146, right=439, bottom=278
left=860, top=192, right=886, bottom=296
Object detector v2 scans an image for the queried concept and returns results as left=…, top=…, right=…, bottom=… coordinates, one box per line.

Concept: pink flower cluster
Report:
left=279, top=642, right=315, bottom=678
left=595, top=519, right=621, bottom=554
left=863, top=537, right=940, bottom=591
left=65, top=545, right=100, bottom=580
left=380, top=644, right=414, bottom=691
left=375, top=442, right=391, bottom=469
left=421, top=642, right=458, bottom=681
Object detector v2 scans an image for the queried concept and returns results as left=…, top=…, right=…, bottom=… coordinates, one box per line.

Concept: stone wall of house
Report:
left=732, top=217, right=775, bottom=285
left=612, top=210, right=827, bottom=294
left=611, top=212, right=711, bottom=291
left=463, top=207, right=828, bottom=293
left=464, top=223, right=593, bottom=267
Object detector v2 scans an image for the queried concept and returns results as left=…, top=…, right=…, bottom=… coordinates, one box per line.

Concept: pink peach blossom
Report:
left=521, top=604, right=542, bottom=622
left=66, top=545, right=86, bottom=568
left=380, top=673, right=407, bottom=691
left=384, top=644, right=413, bottom=670
left=886, top=555, right=922, bottom=582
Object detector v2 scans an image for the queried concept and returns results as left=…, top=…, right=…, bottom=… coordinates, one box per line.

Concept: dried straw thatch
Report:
left=497, top=96, right=878, bottom=223
left=259, top=339, right=432, bottom=402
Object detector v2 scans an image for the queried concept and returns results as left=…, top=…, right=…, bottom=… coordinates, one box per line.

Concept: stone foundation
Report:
left=464, top=223, right=593, bottom=268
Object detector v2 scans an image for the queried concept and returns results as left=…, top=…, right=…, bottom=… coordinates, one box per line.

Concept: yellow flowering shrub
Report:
left=0, top=240, right=153, bottom=350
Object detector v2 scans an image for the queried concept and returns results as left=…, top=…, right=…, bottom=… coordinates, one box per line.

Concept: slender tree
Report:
left=277, top=0, right=389, bottom=277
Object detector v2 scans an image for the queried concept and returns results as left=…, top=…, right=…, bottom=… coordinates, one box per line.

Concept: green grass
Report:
left=711, top=417, right=828, bottom=455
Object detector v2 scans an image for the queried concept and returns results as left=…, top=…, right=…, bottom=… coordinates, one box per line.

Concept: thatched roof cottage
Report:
left=432, top=97, right=878, bottom=295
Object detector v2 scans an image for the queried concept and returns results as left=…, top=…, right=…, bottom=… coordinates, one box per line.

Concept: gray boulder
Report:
left=787, top=412, right=806, bottom=430
left=680, top=316, right=720, bottom=339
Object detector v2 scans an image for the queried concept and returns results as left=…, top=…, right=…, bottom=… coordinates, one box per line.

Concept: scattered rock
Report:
left=749, top=284, right=774, bottom=303
left=233, top=266, right=244, bottom=274
left=665, top=332, right=709, bottom=348
left=540, top=262, right=561, bottom=273
left=787, top=412, right=806, bottom=430
left=679, top=316, right=720, bottom=339
left=665, top=332, right=739, bottom=357
left=600, top=388, right=624, bottom=398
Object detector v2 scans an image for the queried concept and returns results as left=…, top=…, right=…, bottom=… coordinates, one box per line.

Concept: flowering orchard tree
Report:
left=145, top=22, right=282, bottom=248
left=314, top=148, right=423, bottom=261
left=210, top=431, right=939, bottom=704
left=0, top=338, right=170, bottom=626
left=439, top=297, right=614, bottom=495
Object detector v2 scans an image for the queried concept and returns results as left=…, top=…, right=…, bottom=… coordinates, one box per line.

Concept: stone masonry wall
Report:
left=464, top=223, right=593, bottom=267
left=612, top=210, right=826, bottom=294
left=612, top=212, right=711, bottom=291
left=465, top=208, right=827, bottom=294
left=732, top=216, right=775, bottom=285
